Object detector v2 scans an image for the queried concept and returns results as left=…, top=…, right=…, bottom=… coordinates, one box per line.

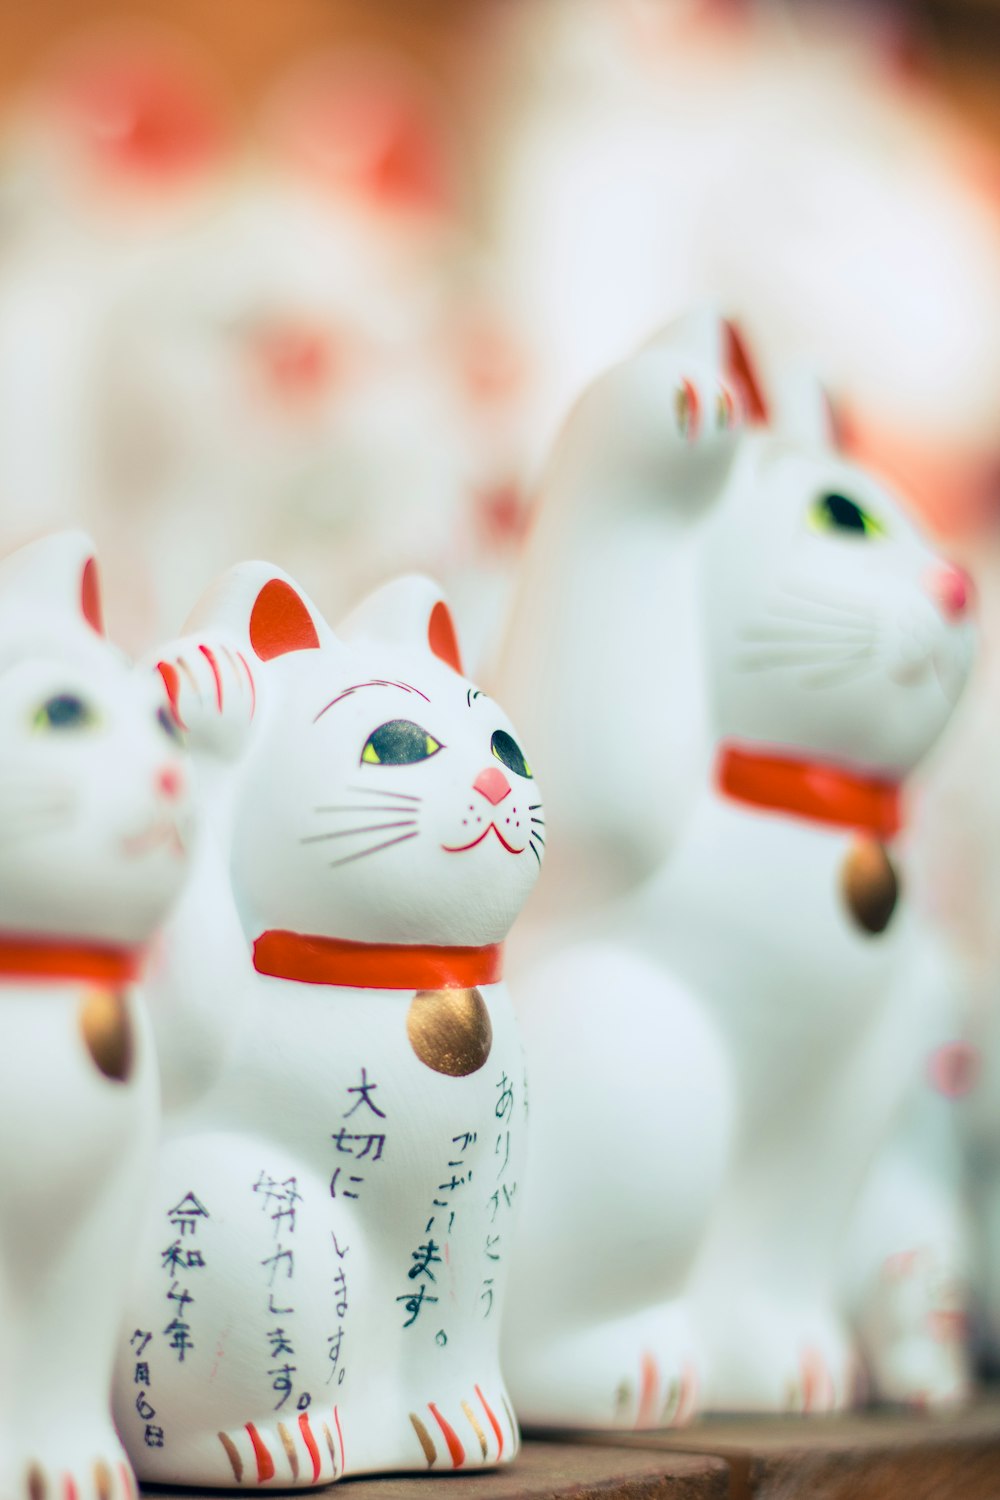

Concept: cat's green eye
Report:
left=33, top=693, right=97, bottom=733
left=491, top=729, right=532, bottom=779
left=809, top=492, right=886, bottom=540
left=361, top=719, right=443, bottom=766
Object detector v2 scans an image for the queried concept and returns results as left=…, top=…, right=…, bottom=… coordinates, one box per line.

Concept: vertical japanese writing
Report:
left=482, top=1073, right=518, bottom=1317
left=326, top=1231, right=349, bottom=1388
left=131, top=1328, right=165, bottom=1449
left=163, top=1192, right=209, bottom=1361
left=398, top=1130, right=478, bottom=1338
left=329, top=1067, right=388, bottom=1202
left=253, top=1173, right=312, bottom=1412
left=324, top=1068, right=389, bottom=1388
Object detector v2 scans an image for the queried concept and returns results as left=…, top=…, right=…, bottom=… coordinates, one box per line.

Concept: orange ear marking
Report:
left=81, top=556, right=105, bottom=635
left=428, top=600, right=463, bottom=674
left=723, top=320, right=769, bottom=426
left=249, top=578, right=321, bottom=661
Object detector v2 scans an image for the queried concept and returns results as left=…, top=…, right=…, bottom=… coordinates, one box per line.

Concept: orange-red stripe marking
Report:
left=428, top=1404, right=465, bottom=1468
left=637, top=1352, right=660, bottom=1427
left=298, top=1412, right=321, bottom=1482
left=333, top=1405, right=346, bottom=1473
left=246, top=1423, right=275, bottom=1482
left=476, top=1385, right=503, bottom=1459
left=199, top=644, right=224, bottom=710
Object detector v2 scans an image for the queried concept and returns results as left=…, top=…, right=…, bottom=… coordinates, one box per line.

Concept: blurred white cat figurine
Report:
left=497, top=312, right=974, bottom=1423
left=113, top=566, right=541, bottom=1484
left=0, top=530, right=195, bottom=1500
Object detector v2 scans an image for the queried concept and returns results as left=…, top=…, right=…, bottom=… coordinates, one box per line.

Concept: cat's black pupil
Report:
left=367, top=719, right=433, bottom=764
left=491, top=729, right=531, bottom=779
left=820, top=492, right=866, bottom=532
left=45, top=693, right=88, bottom=728
left=158, top=706, right=182, bottom=741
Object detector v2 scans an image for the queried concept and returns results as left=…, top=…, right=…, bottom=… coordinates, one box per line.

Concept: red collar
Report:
left=0, top=937, right=143, bottom=984
left=716, top=742, right=903, bottom=839
left=253, top=929, right=504, bottom=990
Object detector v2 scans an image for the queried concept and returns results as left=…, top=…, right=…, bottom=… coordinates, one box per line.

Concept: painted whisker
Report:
left=768, top=595, right=872, bottom=625
left=800, top=657, right=881, bottom=689
left=779, top=578, right=871, bottom=613
left=345, top=788, right=422, bottom=802
left=312, top=806, right=424, bottom=814
left=329, top=830, right=420, bottom=867
left=301, top=820, right=417, bottom=844
left=742, top=622, right=871, bottom=644
left=736, top=644, right=874, bottom=673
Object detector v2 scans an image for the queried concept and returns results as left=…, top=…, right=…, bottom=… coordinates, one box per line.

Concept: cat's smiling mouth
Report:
left=442, top=823, right=526, bottom=856
left=122, top=818, right=187, bottom=859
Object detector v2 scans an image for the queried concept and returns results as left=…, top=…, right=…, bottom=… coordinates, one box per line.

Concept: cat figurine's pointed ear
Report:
left=185, top=562, right=327, bottom=661
left=0, top=529, right=105, bottom=635
left=338, top=575, right=464, bottom=675
left=770, top=369, right=837, bottom=450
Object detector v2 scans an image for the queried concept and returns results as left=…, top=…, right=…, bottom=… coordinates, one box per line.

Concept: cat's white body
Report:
left=0, top=532, right=195, bottom=1500
left=497, top=314, right=974, bottom=1420
left=114, top=568, right=541, bottom=1484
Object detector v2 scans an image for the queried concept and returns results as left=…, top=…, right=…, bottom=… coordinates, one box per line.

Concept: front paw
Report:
left=862, top=1248, right=972, bottom=1409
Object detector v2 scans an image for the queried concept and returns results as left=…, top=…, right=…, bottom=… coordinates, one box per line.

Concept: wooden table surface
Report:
left=142, top=1391, right=1000, bottom=1499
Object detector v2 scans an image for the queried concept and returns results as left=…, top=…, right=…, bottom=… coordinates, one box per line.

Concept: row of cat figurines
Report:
left=0, top=310, right=983, bottom=1500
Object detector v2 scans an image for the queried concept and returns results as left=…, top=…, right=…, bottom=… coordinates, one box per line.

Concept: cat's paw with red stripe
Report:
left=406, top=1384, right=519, bottom=1472
left=215, top=1408, right=345, bottom=1487
left=154, top=634, right=255, bottom=757
left=862, top=1247, right=972, bottom=1410
left=16, top=1444, right=138, bottom=1500
left=504, top=1304, right=704, bottom=1430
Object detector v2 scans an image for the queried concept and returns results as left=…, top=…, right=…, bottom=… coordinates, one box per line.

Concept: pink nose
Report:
left=473, top=766, right=511, bottom=805
left=157, top=766, right=184, bottom=801
left=927, top=564, right=973, bottom=621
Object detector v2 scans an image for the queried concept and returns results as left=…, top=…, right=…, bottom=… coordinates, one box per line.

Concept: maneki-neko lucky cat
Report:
left=114, top=566, right=542, bottom=1485
left=0, top=531, right=195, bottom=1500
left=497, top=312, right=975, bottom=1423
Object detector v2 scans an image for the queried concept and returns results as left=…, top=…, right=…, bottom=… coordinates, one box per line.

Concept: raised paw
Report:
left=674, top=376, right=742, bottom=443
left=154, top=633, right=255, bottom=756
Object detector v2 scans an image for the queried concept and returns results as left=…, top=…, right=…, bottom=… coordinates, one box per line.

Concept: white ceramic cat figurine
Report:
left=113, top=566, right=541, bottom=1484
left=0, top=530, right=195, bottom=1500
left=497, top=312, right=974, bottom=1422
